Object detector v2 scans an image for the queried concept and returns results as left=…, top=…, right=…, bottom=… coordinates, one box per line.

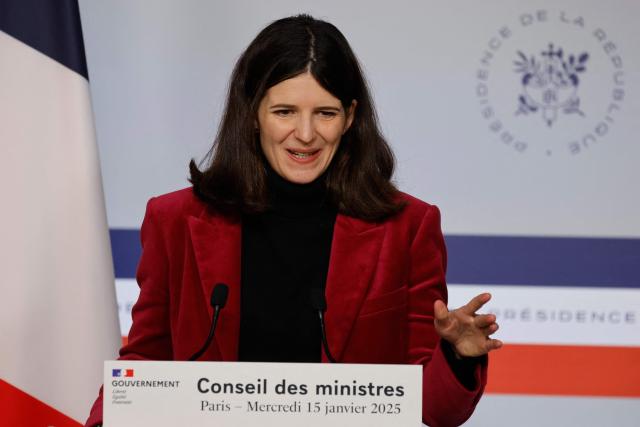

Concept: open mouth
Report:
left=286, top=149, right=320, bottom=160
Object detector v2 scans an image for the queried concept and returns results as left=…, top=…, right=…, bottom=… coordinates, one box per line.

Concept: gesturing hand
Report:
left=434, top=293, right=503, bottom=358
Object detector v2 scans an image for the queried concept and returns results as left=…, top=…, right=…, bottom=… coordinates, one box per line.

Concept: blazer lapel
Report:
left=186, top=208, right=385, bottom=363
left=324, top=214, right=385, bottom=361
left=187, top=210, right=241, bottom=361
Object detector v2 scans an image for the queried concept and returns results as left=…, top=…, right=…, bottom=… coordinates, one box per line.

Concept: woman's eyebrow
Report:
left=269, top=103, right=342, bottom=111
left=269, top=103, right=297, bottom=109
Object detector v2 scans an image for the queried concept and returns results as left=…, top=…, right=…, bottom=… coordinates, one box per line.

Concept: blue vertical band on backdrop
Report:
left=110, top=229, right=142, bottom=280
left=109, top=229, right=640, bottom=288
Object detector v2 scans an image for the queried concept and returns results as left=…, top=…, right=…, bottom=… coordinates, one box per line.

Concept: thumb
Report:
left=433, top=300, right=449, bottom=323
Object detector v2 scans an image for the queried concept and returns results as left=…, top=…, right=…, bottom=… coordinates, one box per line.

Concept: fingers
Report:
left=442, top=292, right=502, bottom=356
left=462, top=292, right=491, bottom=315
left=485, top=338, right=503, bottom=352
left=473, top=313, right=497, bottom=328
left=480, top=322, right=499, bottom=336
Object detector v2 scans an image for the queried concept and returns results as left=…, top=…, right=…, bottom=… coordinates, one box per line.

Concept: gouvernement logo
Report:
left=475, top=10, right=626, bottom=157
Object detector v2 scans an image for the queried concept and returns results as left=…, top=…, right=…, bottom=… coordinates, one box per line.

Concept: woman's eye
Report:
left=318, top=111, right=338, bottom=118
left=274, top=109, right=293, bottom=117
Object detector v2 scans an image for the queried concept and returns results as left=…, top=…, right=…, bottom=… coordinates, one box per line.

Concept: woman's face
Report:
left=257, top=72, right=356, bottom=184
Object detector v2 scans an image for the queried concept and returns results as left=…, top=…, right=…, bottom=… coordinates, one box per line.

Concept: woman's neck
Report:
left=265, top=165, right=332, bottom=218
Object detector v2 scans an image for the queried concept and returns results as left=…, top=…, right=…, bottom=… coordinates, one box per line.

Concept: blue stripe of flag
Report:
left=0, top=0, right=88, bottom=79
left=110, top=229, right=640, bottom=288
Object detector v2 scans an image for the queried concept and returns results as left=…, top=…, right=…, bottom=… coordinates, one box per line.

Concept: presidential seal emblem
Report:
left=514, top=44, right=589, bottom=127
left=475, top=10, right=626, bottom=157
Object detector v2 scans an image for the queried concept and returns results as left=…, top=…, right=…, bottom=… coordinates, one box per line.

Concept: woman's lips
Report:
left=285, top=148, right=321, bottom=163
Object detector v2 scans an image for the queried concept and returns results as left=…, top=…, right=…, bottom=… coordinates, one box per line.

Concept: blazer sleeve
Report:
left=84, top=198, right=173, bottom=427
left=406, top=205, right=487, bottom=427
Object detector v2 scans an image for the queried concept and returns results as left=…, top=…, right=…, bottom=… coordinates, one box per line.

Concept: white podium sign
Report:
left=104, top=360, right=421, bottom=426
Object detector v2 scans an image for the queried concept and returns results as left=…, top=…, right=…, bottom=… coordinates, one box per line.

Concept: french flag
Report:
left=112, top=369, right=134, bottom=378
left=0, top=1, right=120, bottom=426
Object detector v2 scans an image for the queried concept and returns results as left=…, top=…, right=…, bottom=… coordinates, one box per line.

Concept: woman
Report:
left=86, top=14, right=501, bottom=427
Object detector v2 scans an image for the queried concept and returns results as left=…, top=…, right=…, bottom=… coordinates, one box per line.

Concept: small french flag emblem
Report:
left=112, top=369, right=135, bottom=377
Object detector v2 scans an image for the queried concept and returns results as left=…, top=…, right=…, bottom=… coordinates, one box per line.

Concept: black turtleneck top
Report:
left=237, top=168, right=480, bottom=389
left=238, top=169, right=337, bottom=362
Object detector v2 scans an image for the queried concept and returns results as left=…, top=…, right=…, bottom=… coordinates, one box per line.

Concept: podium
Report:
left=104, top=360, right=421, bottom=426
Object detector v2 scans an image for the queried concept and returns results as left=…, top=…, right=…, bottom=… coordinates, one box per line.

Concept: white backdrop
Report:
left=78, top=1, right=640, bottom=425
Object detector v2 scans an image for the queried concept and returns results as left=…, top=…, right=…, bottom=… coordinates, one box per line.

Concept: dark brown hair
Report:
left=189, top=14, right=403, bottom=221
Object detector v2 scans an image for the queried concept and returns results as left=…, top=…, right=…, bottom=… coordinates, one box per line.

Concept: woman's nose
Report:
left=294, top=115, right=315, bottom=144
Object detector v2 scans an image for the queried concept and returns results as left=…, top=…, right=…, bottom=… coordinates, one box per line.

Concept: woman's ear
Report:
left=343, top=100, right=357, bottom=134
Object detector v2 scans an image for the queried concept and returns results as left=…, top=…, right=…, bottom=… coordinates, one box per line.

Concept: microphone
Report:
left=189, top=283, right=229, bottom=361
left=309, top=288, right=336, bottom=363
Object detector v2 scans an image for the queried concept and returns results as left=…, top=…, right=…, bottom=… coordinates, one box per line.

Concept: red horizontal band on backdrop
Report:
left=0, top=379, right=82, bottom=427
left=486, top=343, right=640, bottom=397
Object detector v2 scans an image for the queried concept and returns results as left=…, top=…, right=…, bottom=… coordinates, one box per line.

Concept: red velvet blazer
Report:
left=86, top=188, right=486, bottom=427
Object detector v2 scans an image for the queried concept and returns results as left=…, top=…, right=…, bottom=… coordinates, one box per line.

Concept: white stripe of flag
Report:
left=0, top=9, right=120, bottom=426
